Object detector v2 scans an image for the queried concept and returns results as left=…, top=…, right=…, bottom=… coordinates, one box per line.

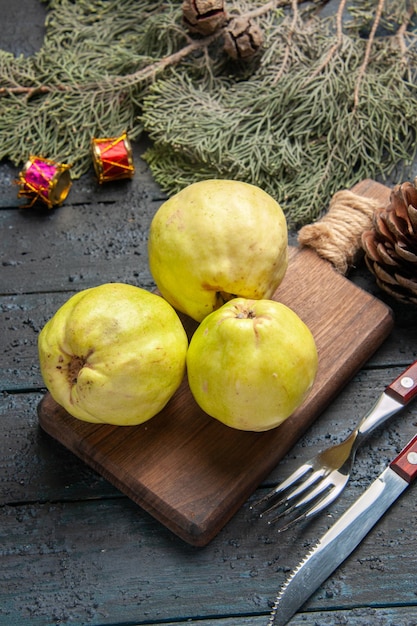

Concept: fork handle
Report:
left=354, top=361, right=417, bottom=448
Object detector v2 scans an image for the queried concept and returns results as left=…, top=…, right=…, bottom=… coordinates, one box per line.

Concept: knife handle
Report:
left=390, top=434, right=417, bottom=483
left=385, top=360, right=417, bottom=405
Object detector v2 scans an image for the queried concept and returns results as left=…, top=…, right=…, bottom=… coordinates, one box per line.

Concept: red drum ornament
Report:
left=18, top=156, right=72, bottom=209
left=91, top=132, right=135, bottom=183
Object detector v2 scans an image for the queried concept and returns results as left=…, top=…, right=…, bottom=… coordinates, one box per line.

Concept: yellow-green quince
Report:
left=148, top=179, right=288, bottom=322
left=38, top=283, right=188, bottom=425
left=186, top=298, right=318, bottom=431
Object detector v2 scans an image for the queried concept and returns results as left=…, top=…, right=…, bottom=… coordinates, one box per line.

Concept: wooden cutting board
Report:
left=38, top=179, right=394, bottom=546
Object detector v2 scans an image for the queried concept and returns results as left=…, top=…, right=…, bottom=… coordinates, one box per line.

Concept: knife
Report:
left=268, top=431, right=417, bottom=626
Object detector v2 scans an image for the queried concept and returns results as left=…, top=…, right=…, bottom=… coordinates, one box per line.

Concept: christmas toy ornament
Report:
left=91, top=132, right=135, bottom=183
left=17, top=156, right=72, bottom=209
left=362, top=180, right=417, bottom=306
left=223, top=15, right=263, bottom=60
left=182, top=0, right=227, bottom=36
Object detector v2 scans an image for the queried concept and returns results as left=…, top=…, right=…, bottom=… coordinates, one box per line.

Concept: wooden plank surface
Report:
left=37, top=180, right=393, bottom=546
left=3, top=366, right=417, bottom=626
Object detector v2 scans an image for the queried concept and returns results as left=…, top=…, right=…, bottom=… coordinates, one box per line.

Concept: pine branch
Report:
left=0, top=39, right=208, bottom=98
left=353, top=0, right=385, bottom=110
left=4, top=0, right=331, bottom=103
left=141, top=2, right=417, bottom=226
left=304, top=0, right=348, bottom=83
left=272, top=0, right=300, bottom=84
left=1, top=0, right=416, bottom=226
left=396, top=5, right=416, bottom=66
left=0, top=1, right=286, bottom=99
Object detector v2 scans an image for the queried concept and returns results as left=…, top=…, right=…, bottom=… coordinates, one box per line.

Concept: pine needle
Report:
left=142, top=7, right=417, bottom=226
left=0, top=0, right=416, bottom=225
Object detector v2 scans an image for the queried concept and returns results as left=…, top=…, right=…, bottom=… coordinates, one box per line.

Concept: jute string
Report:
left=298, top=189, right=382, bottom=275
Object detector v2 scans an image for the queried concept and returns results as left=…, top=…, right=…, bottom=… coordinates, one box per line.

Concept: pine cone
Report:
left=182, top=0, right=227, bottom=36
left=223, top=16, right=263, bottom=60
left=362, top=179, right=417, bottom=305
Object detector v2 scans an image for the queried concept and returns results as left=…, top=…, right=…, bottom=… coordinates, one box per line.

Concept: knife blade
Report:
left=268, top=432, right=417, bottom=626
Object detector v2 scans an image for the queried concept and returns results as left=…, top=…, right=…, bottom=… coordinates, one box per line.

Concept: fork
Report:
left=252, top=360, right=417, bottom=532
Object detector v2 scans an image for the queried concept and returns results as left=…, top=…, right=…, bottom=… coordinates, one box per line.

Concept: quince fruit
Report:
left=186, top=298, right=318, bottom=431
left=38, top=283, right=188, bottom=425
left=148, top=179, right=288, bottom=322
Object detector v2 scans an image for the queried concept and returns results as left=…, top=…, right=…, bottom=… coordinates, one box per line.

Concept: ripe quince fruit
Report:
left=148, top=179, right=288, bottom=322
left=186, top=298, right=318, bottom=431
left=38, top=283, right=188, bottom=425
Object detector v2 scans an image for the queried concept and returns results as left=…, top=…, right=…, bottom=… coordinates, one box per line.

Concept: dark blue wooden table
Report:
left=1, top=2, right=417, bottom=625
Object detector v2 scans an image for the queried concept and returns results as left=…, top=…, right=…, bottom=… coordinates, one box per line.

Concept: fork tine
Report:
left=298, top=482, right=346, bottom=521
left=250, top=463, right=315, bottom=510
left=277, top=469, right=327, bottom=504
left=269, top=479, right=346, bottom=531
left=275, top=511, right=310, bottom=533
left=284, top=475, right=336, bottom=514
left=266, top=479, right=332, bottom=525
left=273, top=489, right=341, bottom=534
left=259, top=468, right=326, bottom=517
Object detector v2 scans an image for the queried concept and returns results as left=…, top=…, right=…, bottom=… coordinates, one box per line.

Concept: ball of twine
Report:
left=298, top=189, right=383, bottom=274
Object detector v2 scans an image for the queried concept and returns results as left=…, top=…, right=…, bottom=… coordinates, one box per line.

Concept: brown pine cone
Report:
left=223, top=16, right=263, bottom=60
left=182, top=0, right=227, bottom=36
left=362, top=179, right=417, bottom=305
